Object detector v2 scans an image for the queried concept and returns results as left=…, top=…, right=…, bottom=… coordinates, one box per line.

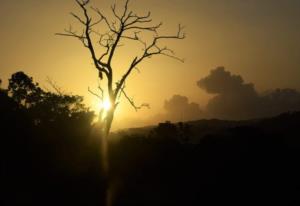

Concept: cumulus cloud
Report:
left=197, top=67, right=257, bottom=95
left=197, top=67, right=300, bottom=120
left=116, top=67, right=300, bottom=130
left=163, top=95, right=202, bottom=122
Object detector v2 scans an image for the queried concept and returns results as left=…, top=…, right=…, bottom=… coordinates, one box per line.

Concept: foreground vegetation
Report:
left=1, top=72, right=300, bottom=205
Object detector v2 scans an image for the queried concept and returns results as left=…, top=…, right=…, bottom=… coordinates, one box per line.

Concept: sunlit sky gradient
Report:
left=1, top=0, right=300, bottom=129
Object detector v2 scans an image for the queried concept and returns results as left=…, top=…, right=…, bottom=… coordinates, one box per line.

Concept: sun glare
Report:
left=102, top=99, right=111, bottom=111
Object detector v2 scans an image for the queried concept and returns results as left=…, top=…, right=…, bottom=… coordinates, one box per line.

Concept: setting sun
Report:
left=101, top=99, right=111, bottom=111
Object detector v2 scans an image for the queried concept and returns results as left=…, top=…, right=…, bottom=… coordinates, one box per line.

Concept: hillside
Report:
left=115, top=111, right=300, bottom=143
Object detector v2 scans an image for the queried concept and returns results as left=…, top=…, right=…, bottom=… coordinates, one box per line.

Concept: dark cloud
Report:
left=261, top=88, right=300, bottom=116
left=117, top=67, right=300, bottom=130
left=198, top=67, right=300, bottom=120
left=163, top=95, right=202, bottom=122
left=197, top=66, right=257, bottom=96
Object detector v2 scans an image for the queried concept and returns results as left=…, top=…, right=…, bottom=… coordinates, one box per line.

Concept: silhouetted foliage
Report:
left=1, top=72, right=107, bottom=206
left=148, top=121, right=192, bottom=143
left=2, top=71, right=300, bottom=206
left=109, top=113, right=300, bottom=205
left=8, top=71, right=43, bottom=107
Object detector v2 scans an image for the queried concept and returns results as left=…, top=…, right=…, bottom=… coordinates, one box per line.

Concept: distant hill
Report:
left=114, top=111, right=300, bottom=143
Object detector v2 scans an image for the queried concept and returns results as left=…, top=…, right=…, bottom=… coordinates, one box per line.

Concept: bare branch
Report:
left=98, top=44, right=110, bottom=62
left=142, top=24, right=185, bottom=59
left=159, top=52, right=185, bottom=62
left=91, top=7, right=118, bottom=33
left=121, top=0, right=130, bottom=21
left=120, top=83, right=150, bottom=111
left=124, top=11, right=152, bottom=27
left=68, top=1, right=110, bottom=76
left=90, top=18, right=103, bottom=27
left=114, top=23, right=185, bottom=97
left=56, top=25, right=88, bottom=47
left=88, top=86, right=103, bottom=101
left=75, top=0, right=90, bottom=7
left=46, top=77, right=64, bottom=95
left=106, top=28, right=124, bottom=65
left=90, top=5, right=124, bottom=67
left=70, top=12, right=86, bottom=25
left=97, top=84, right=104, bottom=96
left=114, top=56, right=138, bottom=97
left=124, top=22, right=162, bottom=32
left=111, top=3, right=122, bottom=21
left=120, top=30, right=140, bottom=40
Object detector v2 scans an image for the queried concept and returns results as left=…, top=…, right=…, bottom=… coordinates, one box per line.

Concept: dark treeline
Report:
left=1, top=72, right=300, bottom=205
left=112, top=114, right=300, bottom=205
left=1, top=72, right=106, bottom=205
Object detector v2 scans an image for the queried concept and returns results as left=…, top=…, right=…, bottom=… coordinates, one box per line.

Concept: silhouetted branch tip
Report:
left=88, top=86, right=103, bottom=101
left=75, top=0, right=90, bottom=7
left=46, top=77, right=64, bottom=95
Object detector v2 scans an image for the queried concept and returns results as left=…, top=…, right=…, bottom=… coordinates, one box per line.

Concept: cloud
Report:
left=197, top=67, right=300, bottom=120
left=116, top=67, right=300, bottom=130
left=261, top=88, right=300, bottom=116
left=112, top=95, right=203, bottom=130
left=163, top=95, right=202, bottom=122
left=197, top=67, right=257, bottom=95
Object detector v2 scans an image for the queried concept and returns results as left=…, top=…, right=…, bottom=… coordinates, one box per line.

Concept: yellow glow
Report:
left=101, top=99, right=111, bottom=112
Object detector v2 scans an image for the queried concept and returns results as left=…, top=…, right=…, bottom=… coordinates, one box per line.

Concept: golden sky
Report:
left=1, top=0, right=300, bottom=129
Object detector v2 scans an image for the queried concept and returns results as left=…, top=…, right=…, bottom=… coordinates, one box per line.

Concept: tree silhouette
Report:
left=57, top=0, right=185, bottom=136
left=8, top=71, right=43, bottom=108
left=7, top=71, right=94, bottom=127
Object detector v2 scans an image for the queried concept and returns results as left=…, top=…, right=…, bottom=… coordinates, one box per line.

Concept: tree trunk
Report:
left=104, top=108, right=115, bottom=137
left=99, top=107, right=115, bottom=206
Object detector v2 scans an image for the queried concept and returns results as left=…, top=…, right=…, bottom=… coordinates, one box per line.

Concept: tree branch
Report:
left=124, top=22, right=162, bottom=32
left=88, top=86, right=103, bottom=101
left=46, top=77, right=64, bottom=95
left=120, top=83, right=150, bottom=111
left=57, top=0, right=111, bottom=78
left=91, top=7, right=118, bottom=33
left=121, top=0, right=130, bottom=21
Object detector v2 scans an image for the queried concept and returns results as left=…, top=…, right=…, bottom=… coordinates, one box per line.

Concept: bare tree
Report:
left=57, top=0, right=185, bottom=136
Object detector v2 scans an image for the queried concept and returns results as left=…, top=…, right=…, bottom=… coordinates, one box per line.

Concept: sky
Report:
left=1, top=0, right=300, bottom=130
